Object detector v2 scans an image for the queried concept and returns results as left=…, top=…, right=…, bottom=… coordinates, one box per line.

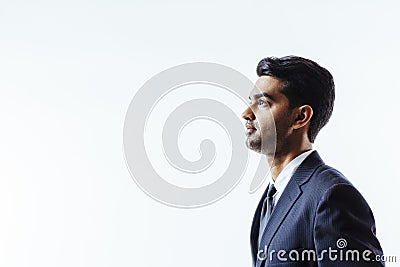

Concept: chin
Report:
left=246, top=135, right=275, bottom=155
left=245, top=139, right=262, bottom=154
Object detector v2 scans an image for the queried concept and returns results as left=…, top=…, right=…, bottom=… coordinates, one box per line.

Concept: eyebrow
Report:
left=248, top=92, right=275, bottom=101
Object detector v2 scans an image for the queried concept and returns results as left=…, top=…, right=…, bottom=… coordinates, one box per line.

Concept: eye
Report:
left=258, top=99, right=269, bottom=106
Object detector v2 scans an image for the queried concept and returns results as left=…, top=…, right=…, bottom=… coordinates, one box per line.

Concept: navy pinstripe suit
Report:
left=250, top=151, right=384, bottom=266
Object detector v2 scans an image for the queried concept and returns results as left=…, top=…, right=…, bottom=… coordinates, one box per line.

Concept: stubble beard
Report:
left=245, top=130, right=275, bottom=156
left=246, top=133, right=262, bottom=153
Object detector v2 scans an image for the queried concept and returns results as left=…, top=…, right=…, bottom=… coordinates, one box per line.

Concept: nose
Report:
left=242, top=106, right=255, bottom=121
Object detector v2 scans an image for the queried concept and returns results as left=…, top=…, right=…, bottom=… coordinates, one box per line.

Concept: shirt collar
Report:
left=269, top=149, right=314, bottom=193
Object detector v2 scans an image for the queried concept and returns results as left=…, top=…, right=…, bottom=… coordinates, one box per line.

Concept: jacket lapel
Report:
left=254, top=151, right=325, bottom=267
left=256, top=180, right=302, bottom=267
left=250, top=183, right=271, bottom=264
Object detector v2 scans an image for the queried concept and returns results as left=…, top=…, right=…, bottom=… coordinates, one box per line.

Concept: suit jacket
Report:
left=250, top=151, right=385, bottom=266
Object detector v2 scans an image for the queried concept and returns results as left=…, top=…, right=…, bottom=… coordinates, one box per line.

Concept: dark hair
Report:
left=256, top=56, right=335, bottom=143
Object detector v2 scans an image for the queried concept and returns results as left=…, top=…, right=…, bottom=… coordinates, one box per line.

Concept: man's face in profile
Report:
left=242, top=76, right=292, bottom=156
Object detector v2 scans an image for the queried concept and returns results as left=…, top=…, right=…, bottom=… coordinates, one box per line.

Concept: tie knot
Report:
left=267, top=184, right=277, bottom=198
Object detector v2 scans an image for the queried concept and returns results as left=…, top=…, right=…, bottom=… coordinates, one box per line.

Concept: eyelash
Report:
left=248, top=99, right=270, bottom=107
left=257, top=99, right=270, bottom=106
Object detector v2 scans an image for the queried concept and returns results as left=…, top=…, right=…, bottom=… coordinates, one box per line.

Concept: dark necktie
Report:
left=258, top=184, right=277, bottom=246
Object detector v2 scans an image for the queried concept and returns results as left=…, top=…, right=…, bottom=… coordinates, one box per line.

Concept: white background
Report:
left=1, top=1, right=399, bottom=266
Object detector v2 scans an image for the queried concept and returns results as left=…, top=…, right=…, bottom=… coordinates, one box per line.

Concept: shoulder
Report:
left=305, top=164, right=354, bottom=195
left=305, top=165, right=373, bottom=218
left=295, top=151, right=354, bottom=193
left=295, top=151, right=371, bottom=212
left=301, top=164, right=372, bottom=212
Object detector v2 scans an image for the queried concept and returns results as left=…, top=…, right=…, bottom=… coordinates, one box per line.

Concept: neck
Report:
left=266, top=142, right=312, bottom=182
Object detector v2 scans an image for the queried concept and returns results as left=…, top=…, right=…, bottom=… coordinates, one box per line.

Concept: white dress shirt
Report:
left=269, top=150, right=314, bottom=208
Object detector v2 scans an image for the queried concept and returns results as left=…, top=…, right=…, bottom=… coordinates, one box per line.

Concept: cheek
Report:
left=256, top=110, right=274, bottom=128
left=273, top=112, right=293, bottom=134
left=257, top=108, right=292, bottom=136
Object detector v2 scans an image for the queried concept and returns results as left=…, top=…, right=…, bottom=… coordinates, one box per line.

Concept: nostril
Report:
left=243, top=112, right=255, bottom=121
left=241, top=111, right=249, bottom=120
left=242, top=107, right=255, bottom=120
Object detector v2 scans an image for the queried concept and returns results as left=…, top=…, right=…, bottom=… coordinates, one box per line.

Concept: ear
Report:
left=292, top=105, right=313, bottom=130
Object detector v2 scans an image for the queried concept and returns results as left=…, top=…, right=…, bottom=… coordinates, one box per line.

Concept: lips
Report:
left=246, top=123, right=256, bottom=129
left=246, top=123, right=257, bottom=133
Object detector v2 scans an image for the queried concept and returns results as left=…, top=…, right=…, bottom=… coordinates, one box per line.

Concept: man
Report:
left=242, top=56, right=384, bottom=266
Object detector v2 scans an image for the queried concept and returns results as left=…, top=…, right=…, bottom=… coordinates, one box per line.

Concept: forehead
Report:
left=250, top=76, right=285, bottom=99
